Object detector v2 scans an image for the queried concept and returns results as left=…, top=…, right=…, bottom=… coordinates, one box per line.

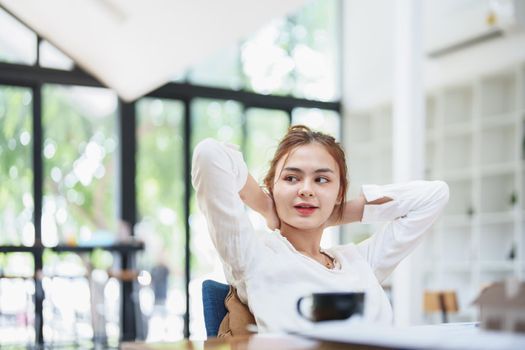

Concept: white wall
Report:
left=341, top=0, right=395, bottom=111
left=425, top=31, right=525, bottom=90
left=341, top=0, right=525, bottom=325
left=342, top=0, right=525, bottom=112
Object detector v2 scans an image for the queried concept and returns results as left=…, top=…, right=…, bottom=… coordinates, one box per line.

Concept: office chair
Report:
left=202, top=280, right=230, bottom=337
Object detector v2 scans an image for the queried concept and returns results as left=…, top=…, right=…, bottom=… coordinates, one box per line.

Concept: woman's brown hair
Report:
left=263, top=125, right=348, bottom=221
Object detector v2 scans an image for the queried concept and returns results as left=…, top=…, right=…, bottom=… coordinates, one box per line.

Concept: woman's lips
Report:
left=294, top=206, right=317, bottom=216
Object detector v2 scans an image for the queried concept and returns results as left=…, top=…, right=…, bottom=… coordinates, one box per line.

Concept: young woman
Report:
left=192, top=125, right=449, bottom=335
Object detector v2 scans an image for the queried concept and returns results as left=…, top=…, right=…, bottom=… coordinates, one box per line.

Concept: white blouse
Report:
left=191, top=138, right=449, bottom=333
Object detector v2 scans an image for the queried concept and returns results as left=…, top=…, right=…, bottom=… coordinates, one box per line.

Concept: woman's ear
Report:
left=335, top=189, right=343, bottom=205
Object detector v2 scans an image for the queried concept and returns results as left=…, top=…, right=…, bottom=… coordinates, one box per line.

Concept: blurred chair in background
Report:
left=424, top=290, right=459, bottom=323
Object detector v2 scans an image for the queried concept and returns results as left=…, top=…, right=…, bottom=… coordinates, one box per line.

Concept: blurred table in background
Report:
left=0, top=240, right=145, bottom=346
left=122, top=334, right=389, bottom=350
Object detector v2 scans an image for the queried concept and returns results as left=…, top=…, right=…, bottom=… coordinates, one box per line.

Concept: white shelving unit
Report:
left=344, top=62, right=525, bottom=324
left=344, top=106, right=394, bottom=245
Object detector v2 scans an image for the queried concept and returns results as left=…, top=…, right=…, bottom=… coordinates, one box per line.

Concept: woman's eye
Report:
left=284, top=175, right=299, bottom=183
left=316, top=177, right=329, bottom=184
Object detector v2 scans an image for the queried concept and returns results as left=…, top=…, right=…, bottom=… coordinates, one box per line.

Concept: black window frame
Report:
left=0, top=2, right=343, bottom=345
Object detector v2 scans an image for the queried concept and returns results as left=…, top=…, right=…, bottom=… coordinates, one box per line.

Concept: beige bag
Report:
left=217, top=286, right=256, bottom=338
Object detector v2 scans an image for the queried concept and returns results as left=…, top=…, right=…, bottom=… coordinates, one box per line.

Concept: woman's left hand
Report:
left=324, top=194, right=368, bottom=227
left=324, top=204, right=342, bottom=228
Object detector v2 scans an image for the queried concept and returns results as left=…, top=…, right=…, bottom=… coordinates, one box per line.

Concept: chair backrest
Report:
left=423, top=290, right=458, bottom=323
left=202, top=280, right=230, bottom=337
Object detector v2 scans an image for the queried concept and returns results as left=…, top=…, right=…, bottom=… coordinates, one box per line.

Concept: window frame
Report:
left=0, top=1, right=343, bottom=343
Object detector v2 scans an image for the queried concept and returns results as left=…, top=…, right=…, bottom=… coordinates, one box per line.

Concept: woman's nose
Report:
left=298, top=183, right=314, bottom=197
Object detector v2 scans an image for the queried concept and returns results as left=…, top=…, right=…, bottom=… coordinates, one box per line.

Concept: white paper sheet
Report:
left=292, top=320, right=525, bottom=350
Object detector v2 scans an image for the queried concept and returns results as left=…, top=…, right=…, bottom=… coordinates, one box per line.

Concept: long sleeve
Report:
left=191, top=138, right=260, bottom=280
left=355, top=180, right=449, bottom=283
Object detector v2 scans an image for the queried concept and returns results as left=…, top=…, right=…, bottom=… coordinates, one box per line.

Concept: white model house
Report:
left=473, top=280, right=525, bottom=333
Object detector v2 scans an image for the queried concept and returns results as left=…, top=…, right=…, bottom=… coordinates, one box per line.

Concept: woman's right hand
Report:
left=263, top=192, right=280, bottom=231
left=240, top=174, right=280, bottom=230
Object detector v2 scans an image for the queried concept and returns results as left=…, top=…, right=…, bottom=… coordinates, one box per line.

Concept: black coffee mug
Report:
left=296, top=292, right=365, bottom=322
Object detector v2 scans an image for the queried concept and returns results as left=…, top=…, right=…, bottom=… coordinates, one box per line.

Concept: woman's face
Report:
left=272, top=143, right=341, bottom=231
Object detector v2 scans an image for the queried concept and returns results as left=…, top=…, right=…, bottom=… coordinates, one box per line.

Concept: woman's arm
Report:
left=191, top=139, right=263, bottom=275
left=239, top=175, right=280, bottom=230
left=354, top=180, right=449, bottom=283
left=325, top=194, right=393, bottom=227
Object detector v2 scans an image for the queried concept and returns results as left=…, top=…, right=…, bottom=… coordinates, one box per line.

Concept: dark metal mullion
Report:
left=183, top=98, right=192, bottom=338
left=0, top=62, right=340, bottom=113
left=36, top=36, right=41, bottom=66
left=286, top=108, right=293, bottom=126
left=117, top=99, right=137, bottom=341
left=241, top=105, right=248, bottom=155
left=0, top=62, right=103, bottom=88
left=31, top=83, right=44, bottom=346
left=148, top=83, right=340, bottom=112
left=117, top=101, right=137, bottom=228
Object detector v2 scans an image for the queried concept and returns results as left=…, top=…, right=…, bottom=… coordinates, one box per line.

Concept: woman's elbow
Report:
left=191, top=138, right=221, bottom=186
left=433, top=180, right=450, bottom=205
left=193, top=138, right=220, bottom=163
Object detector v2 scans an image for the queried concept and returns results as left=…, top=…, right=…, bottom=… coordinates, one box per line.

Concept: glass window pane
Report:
left=43, top=274, right=93, bottom=343
left=0, top=277, right=35, bottom=344
left=292, top=0, right=339, bottom=101
left=189, top=98, right=243, bottom=339
left=39, top=41, right=74, bottom=70
left=188, top=45, right=242, bottom=90
left=190, top=99, right=243, bottom=149
left=244, top=108, right=289, bottom=236
left=1, top=252, right=34, bottom=277
left=241, top=19, right=294, bottom=95
left=41, top=252, right=90, bottom=343
left=136, top=98, right=185, bottom=341
left=0, top=8, right=37, bottom=65
left=0, top=253, right=35, bottom=344
left=245, top=108, right=289, bottom=182
left=42, top=85, right=118, bottom=246
left=241, top=0, right=339, bottom=100
left=0, top=85, right=33, bottom=246
left=292, top=108, right=340, bottom=140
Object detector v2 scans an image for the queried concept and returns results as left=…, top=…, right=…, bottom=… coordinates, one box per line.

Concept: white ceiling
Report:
left=0, top=0, right=306, bottom=101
